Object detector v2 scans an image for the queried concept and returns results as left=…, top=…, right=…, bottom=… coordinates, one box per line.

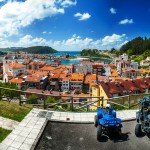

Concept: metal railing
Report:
left=0, top=86, right=149, bottom=112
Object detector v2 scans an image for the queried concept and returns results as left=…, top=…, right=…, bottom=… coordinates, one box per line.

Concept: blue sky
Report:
left=0, top=0, right=149, bottom=51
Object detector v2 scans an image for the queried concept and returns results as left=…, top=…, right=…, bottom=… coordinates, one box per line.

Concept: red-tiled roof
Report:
left=25, top=75, right=42, bottom=82
left=40, top=66, right=55, bottom=71
left=6, top=72, right=13, bottom=77
left=100, top=77, right=150, bottom=98
left=9, top=78, right=22, bottom=84
left=9, top=63, right=25, bottom=69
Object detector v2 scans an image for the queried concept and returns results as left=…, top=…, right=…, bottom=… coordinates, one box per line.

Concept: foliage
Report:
left=0, top=127, right=11, bottom=142
left=120, top=37, right=150, bottom=55
left=82, top=89, right=88, bottom=94
left=0, top=51, right=7, bottom=55
left=131, top=49, right=150, bottom=63
left=126, top=49, right=134, bottom=56
left=11, top=46, right=57, bottom=54
left=0, top=101, right=32, bottom=122
left=111, top=104, right=128, bottom=111
left=46, top=96, right=58, bottom=104
left=27, top=94, right=38, bottom=104
left=0, top=82, right=19, bottom=100
left=80, top=49, right=111, bottom=58
left=110, top=48, right=120, bottom=56
left=75, top=90, right=81, bottom=94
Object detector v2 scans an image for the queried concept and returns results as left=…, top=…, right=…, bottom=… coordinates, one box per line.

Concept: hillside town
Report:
left=0, top=52, right=150, bottom=110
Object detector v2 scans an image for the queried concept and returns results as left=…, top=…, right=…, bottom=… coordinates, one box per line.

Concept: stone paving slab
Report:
left=0, top=108, right=47, bottom=150
left=0, top=116, right=19, bottom=130
left=50, top=110, right=137, bottom=123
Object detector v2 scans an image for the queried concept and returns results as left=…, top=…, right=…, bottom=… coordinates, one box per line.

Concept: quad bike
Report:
left=135, top=96, right=150, bottom=137
left=94, top=107, right=122, bottom=140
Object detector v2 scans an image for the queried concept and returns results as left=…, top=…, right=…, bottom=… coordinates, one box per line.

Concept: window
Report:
left=145, top=88, right=149, bottom=94
left=113, top=93, right=119, bottom=98
left=137, top=99, right=141, bottom=103
left=123, top=90, right=127, bottom=94
left=133, top=90, right=139, bottom=94
left=93, top=87, right=96, bottom=92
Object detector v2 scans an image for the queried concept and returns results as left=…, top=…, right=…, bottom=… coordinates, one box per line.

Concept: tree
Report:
left=0, top=82, right=19, bottom=102
left=75, top=90, right=81, bottom=94
left=110, top=48, right=116, bottom=53
left=120, top=36, right=150, bottom=55
left=82, top=89, right=88, bottom=94
left=46, top=96, right=58, bottom=104
left=126, top=49, right=134, bottom=56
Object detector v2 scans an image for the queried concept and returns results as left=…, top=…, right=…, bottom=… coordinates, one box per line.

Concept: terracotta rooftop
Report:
left=6, top=72, right=13, bottom=77
left=9, top=78, right=22, bottom=84
left=111, top=69, right=118, bottom=77
left=9, top=63, right=25, bottom=69
left=29, top=61, right=46, bottom=66
left=70, top=73, right=84, bottom=81
left=23, top=59, right=31, bottom=64
left=84, top=74, right=96, bottom=84
left=25, top=75, right=43, bottom=82
left=40, top=66, right=55, bottom=71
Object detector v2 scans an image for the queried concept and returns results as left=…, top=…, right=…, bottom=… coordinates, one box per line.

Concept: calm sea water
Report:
left=53, top=51, right=80, bottom=57
left=0, top=51, right=112, bottom=65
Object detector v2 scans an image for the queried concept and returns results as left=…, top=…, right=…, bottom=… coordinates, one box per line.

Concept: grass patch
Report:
left=0, top=127, right=11, bottom=142
left=0, top=101, right=32, bottom=122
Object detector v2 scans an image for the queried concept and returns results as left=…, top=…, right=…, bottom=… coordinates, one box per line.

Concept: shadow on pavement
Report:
left=147, top=133, right=150, bottom=139
left=98, top=132, right=130, bottom=143
left=136, top=132, right=146, bottom=138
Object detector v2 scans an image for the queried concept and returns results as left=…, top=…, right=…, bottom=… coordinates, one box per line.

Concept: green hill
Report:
left=120, top=37, right=150, bottom=63
left=80, top=49, right=111, bottom=58
left=120, top=37, right=150, bottom=55
left=0, top=46, right=57, bottom=54
left=13, top=46, right=57, bottom=54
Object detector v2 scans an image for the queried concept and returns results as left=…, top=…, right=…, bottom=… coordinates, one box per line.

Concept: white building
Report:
left=121, top=53, right=129, bottom=61
left=3, top=57, right=26, bottom=82
left=61, top=77, right=70, bottom=91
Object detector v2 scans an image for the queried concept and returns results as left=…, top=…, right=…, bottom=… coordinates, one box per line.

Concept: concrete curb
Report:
left=31, top=119, right=48, bottom=150
left=49, top=117, right=136, bottom=124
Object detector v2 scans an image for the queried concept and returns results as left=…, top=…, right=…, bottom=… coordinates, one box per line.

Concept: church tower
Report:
left=3, top=56, right=9, bottom=75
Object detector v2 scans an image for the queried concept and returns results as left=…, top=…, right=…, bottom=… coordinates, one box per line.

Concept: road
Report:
left=35, top=121, right=150, bottom=150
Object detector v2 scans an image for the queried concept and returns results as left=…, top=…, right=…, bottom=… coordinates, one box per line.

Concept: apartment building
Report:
left=121, top=68, right=140, bottom=79
left=91, top=77, right=150, bottom=110
left=70, top=73, right=84, bottom=90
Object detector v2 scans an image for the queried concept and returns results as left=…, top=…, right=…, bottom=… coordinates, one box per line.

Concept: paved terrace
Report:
left=0, top=117, right=19, bottom=130
left=0, top=108, right=137, bottom=150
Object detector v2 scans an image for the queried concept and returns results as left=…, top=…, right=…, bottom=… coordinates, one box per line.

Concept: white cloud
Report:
left=43, top=31, right=47, bottom=34
left=74, top=12, right=91, bottom=21
left=110, top=8, right=116, bottom=14
left=0, top=33, right=128, bottom=51
left=43, top=31, right=52, bottom=34
left=61, top=0, right=77, bottom=7
left=102, top=34, right=126, bottom=46
left=119, top=19, right=134, bottom=24
left=0, top=0, right=76, bottom=37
